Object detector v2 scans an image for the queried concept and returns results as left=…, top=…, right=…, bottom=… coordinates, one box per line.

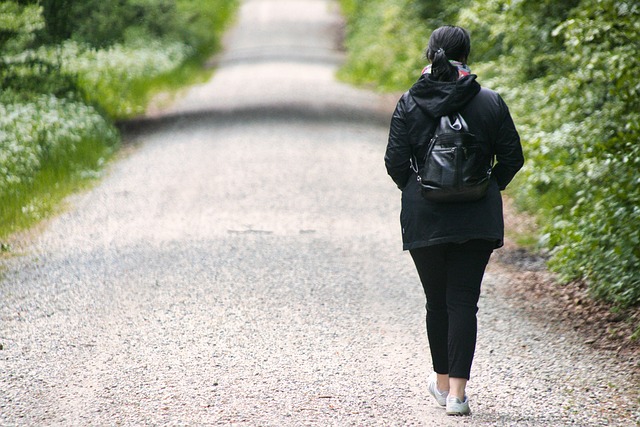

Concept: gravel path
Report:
left=1, top=0, right=638, bottom=425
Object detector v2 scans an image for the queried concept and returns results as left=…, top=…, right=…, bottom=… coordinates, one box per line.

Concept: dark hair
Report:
left=425, top=26, right=471, bottom=82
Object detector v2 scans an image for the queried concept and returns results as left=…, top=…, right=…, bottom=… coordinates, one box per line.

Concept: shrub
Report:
left=338, top=0, right=430, bottom=90
left=36, top=0, right=237, bottom=55
left=0, top=96, right=118, bottom=236
left=37, top=0, right=178, bottom=47
left=515, top=0, right=640, bottom=306
left=1, top=0, right=238, bottom=239
left=0, top=2, right=44, bottom=53
left=339, top=0, right=484, bottom=90
left=0, top=95, right=118, bottom=199
left=25, top=40, right=193, bottom=119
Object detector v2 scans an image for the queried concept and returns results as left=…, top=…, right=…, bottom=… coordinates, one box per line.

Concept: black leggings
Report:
left=410, top=240, right=494, bottom=380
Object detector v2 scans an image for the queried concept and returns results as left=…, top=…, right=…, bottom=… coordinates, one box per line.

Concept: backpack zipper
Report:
left=455, top=145, right=463, bottom=190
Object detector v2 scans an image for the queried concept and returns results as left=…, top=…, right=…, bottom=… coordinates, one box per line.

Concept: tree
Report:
left=41, top=0, right=73, bottom=42
left=0, top=1, right=44, bottom=53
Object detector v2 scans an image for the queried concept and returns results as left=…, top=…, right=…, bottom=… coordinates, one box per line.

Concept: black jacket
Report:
left=385, top=74, right=524, bottom=250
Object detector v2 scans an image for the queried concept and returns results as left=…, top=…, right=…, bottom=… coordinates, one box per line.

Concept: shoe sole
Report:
left=446, top=411, right=471, bottom=416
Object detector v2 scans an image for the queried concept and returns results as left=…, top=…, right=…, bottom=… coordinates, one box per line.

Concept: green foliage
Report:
left=338, top=0, right=430, bottom=90
left=36, top=0, right=177, bottom=47
left=0, top=2, right=77, bottom=102
left=1, top=0, right=238, bottom=240
left=24, top=40, right=193, bottom=119
left=338, top=0, right=468, bottom=89
left=35, top=0, right=237, bottom=54
left=0, top=95, right=118, bottom=195
left=339, top=0, right=640, bottom=307
left=40, top=0, right=73, bottom=42
left=0, top=57, right=77, bottom=102
left=175, top=0, right=238, bottom=57
left=0, top=95, right=118, bottom=238
left=459, top=0, right=579, bottom=78
left=518, top=0, right=640, bottom=306
left=0, top=1, right=45, bottom=53
left=0, top=127, right=116, bottom=239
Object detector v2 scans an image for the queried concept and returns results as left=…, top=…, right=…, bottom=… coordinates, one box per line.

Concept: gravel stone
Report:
left=1, top=0, right=638, bottom=425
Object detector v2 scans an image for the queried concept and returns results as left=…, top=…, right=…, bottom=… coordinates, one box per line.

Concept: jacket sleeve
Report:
left=492, top=97, right=524, bottom=190
left=385, top=97, right=413, bottom=190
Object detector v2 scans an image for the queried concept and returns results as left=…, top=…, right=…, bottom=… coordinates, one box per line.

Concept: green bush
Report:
left=36, top=0, right=236, bottom=56
left=0, top=95, right=118, bottom=196
left=338, top=0, right=430, bottom=90
left=0, top=0, right=238, bottom=239
left=23, top=40, right=193, bottom=119
left=516, top=1, right=640, bottom=306
left=339, top=0, right=484, bottom=89
left=0, top=95, right=119, bottom=235
left=37, top=0, right=178, bottom=47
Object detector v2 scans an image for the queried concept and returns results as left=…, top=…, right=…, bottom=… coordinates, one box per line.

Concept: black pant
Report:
left=410, top=240, right=494, bottom=379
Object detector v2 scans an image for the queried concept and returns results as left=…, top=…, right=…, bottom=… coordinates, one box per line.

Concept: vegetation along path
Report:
left=1, top=0, right=638, bottom=425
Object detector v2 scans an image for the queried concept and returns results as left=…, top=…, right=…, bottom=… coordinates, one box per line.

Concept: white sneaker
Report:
left=427, top=373, right=448, bottom=406
left=446, top=395, right=471, bottom=416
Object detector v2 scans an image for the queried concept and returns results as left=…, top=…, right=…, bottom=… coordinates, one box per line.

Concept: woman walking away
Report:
left=385, top=26, right=524, bottom=416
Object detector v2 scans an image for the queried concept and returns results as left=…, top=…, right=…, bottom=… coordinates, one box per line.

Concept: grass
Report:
left=0, top=136, right=117, bottom=243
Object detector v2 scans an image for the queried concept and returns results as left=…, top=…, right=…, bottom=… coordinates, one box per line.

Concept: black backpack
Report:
left=413, top=113, right=493, bottom=203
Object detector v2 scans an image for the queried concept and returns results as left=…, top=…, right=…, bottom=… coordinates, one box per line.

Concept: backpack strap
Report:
left=411, top=119, right=440, bottom=173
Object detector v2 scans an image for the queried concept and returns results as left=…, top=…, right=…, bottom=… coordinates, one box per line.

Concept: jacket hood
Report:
left=409, top=74, right=481, bottom=118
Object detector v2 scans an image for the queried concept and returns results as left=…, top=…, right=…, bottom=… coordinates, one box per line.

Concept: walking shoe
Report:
left=427, top=373, right=448, bottom=406
left=446, top=395, right=471, bottom=416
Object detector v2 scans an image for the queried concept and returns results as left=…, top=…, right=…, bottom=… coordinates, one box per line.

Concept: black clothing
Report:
left=385, top=74, right=524, bottom=250
left=386, top=71, right=524, bottom=382
left=409, top=240, right=494, bottom=379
